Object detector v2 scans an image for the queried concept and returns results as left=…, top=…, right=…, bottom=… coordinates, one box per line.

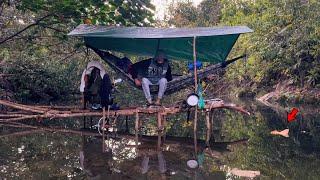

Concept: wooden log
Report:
left=0, top=100, right=46, bottom=113
left=0, top=114, right=26, bottom=118
left=3, top=111, right=35, bottom=115
left=36, top=105, right=80, bottom=110
left=205, top=101, right=250, bottom=115
left=0, top=100, right=250, bottom=123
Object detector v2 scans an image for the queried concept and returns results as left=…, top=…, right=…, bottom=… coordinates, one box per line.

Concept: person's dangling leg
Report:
left=142, top=78, right=153, bottom=104
left=156, top=78, right=167, bottom=105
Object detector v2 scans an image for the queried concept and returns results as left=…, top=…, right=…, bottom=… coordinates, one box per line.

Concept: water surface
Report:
left=0, top=100, right=319, bottom=179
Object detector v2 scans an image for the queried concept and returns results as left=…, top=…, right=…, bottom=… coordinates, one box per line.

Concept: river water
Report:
left=0, top=100, right=319, bottom=179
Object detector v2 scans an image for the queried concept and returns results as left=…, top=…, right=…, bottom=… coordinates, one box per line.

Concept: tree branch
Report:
left=38, top=23, right=67, bottom=33
left=0, top=13, right=55, bottom=45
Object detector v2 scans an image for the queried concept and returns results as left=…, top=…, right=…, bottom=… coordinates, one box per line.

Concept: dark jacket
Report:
left=131, top=58, right=172, bottom=82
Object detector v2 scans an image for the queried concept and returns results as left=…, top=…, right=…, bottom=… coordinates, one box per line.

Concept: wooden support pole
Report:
left=162, top=114, right=167, bottom=143
left=83, top=116, right=86, bottom=129
left=157, top=112, right=162, bottom=132
left=157, top=112, right=164, bottom=150
left=193, top=36, right=198, bottom=156
left=125, top=116, right=129, bottom=133
left=157, top=132, right=161, bottom=151
left=205, top=110, right=211, bottom=147
left=102, top=107, right=106, bottom=152
left=135, top=112, right=139, bottom=146
left=193, top=36, right=198, bottom=92
left=193, top=108, right=198, bottom=155
left=90, top=117, right=93, bottom=129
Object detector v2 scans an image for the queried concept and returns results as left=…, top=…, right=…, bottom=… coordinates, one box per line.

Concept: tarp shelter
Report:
left=68, top=24, right=253, bottom=64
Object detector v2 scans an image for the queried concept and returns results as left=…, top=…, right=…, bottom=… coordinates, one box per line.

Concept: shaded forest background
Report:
left=0, top=0, right=319, bottom=104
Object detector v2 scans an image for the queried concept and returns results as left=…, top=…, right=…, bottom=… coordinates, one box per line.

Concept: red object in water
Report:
left=287, top=107, right=299, bottom=123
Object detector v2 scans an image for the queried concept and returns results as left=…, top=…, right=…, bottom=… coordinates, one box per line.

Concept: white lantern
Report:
left=186, top=93, right=199, bottom=107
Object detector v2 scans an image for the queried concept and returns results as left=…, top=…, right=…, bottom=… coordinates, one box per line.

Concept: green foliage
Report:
left=0, top=0, right=155, bottom=102
left=168, top=0, right=221, bottom=27
left=5, top=52, right=81, bottom=101
left=17, top=0, right=155, bottom=26
left=168, top=0, right=319, bottom=95
left=221, top=0, right=320, bottom=88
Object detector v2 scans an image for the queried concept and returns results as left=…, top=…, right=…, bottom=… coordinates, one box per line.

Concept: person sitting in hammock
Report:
left=131, top=50, right=172, bottom=105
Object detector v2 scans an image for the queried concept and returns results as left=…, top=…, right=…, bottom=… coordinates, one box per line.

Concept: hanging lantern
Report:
left=186, top=93, right=199, bottom=107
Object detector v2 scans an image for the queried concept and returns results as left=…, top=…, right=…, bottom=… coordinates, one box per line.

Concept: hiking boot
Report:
left=146, top=101, right=154, bottom=107
left=155, top=98, right=161, bottom=106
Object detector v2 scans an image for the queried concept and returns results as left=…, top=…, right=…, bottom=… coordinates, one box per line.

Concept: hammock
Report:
left=88, top=45, right=246, bottom=95
left=68, top=25, right=252, bottom=94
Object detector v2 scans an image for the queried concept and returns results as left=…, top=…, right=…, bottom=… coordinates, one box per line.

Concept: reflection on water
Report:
left=1, top=100, right=320, bottom=179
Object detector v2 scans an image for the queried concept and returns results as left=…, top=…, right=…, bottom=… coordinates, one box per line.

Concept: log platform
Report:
left=0, top=99, right=250, bottom=154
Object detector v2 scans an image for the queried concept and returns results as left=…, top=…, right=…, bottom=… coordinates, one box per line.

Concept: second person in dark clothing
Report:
left=131, top=50, right=172, bottom=105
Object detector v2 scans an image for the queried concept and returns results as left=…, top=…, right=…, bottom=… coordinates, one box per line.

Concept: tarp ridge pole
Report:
left=193, top=36, right=198, bottom=92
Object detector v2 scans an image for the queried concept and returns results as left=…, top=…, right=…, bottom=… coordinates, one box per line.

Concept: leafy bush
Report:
left=5, top=55, right=80, bottom=102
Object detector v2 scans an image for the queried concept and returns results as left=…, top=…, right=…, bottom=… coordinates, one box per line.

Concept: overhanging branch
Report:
left=0, top=13, right=55, bottom=45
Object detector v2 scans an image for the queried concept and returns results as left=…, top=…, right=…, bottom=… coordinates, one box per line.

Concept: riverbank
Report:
left=205, top=77, right=320, bottom=106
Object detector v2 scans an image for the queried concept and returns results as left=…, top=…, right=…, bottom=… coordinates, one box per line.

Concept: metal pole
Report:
left=193, top=36, right=198, bottom=92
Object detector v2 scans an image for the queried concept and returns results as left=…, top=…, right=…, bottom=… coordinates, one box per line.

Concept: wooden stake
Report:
left=135, top=112, right=139, bottom=145
left=193, top=36, right=198, bottom=92
left=157, top=112, right=162, bottom=132
left=205, top=110, right=211, bottom=147
left=193, top=108, right=198, bottom=155
left=162, top=115, right=167, bottom=143
left=157, top=133, right=161, bottom=151
left=102, top=107, right=106, bottom=152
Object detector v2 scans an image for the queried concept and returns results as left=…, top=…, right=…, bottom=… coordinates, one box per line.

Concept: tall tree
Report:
left=168, top=0, right=221, bottom=27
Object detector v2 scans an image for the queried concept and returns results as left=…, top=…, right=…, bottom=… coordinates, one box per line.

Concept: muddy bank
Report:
left=256, top=80, right=320, bottom=106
